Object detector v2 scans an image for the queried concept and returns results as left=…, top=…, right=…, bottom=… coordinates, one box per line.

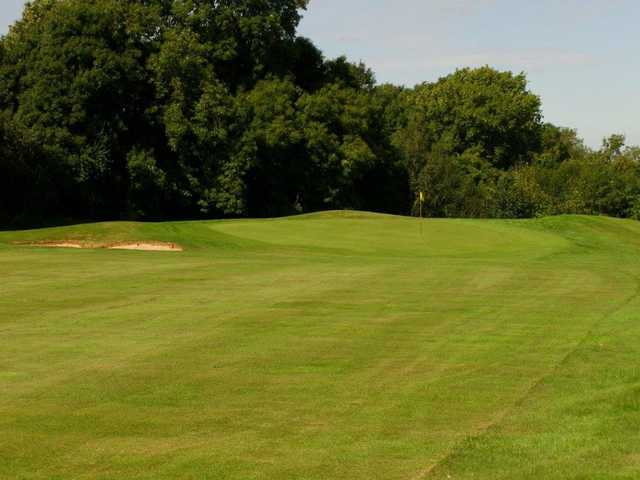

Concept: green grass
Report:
left=1, top=211, right=640, bottom=479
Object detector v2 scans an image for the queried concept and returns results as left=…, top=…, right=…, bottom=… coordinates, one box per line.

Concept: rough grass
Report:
left=1, top=212, right=640, bottom=479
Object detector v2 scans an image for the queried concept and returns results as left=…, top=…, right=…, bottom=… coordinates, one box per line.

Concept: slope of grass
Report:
left=1, top=212, right=639, bottom=479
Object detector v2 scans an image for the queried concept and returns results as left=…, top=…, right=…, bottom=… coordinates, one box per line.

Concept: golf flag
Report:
left=419, top=191, right=424, bottom=203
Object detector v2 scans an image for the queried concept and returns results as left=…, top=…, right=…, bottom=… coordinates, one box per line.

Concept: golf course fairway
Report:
left=1, top=211, right=640, bottom=479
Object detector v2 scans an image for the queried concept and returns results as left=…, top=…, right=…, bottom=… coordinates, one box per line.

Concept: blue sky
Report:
left=2, top=1, right=638, bottom=147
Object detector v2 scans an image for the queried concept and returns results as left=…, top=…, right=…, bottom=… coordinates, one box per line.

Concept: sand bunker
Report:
left=108, top=243, right=182, bottom=252
left=41, top=242, right=84, bottom=249
left=25, top=241, right=183, bottom=252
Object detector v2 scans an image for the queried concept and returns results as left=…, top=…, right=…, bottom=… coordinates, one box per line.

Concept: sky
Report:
left=1, top=1, right=639, bottom=148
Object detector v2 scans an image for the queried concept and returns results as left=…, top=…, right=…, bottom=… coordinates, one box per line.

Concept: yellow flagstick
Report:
left=418, top=191, right=425, bottom=236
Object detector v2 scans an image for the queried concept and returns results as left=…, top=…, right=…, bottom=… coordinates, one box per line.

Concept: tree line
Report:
left=1, top=0, right=639, bottom=226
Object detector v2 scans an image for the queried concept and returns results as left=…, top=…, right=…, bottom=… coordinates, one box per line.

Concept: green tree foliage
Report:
left=1, top=0, right=158, bottom=217
left=0, top=112, right=58, bottom=225
left=400, top=67, right=543, bottom=172
left=1, top=1, right=639, bottom=225
left=534, top=124, right=587, bottom=167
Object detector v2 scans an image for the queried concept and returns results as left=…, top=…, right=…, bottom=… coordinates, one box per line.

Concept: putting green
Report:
left=1, top=212, right=639, bottom=479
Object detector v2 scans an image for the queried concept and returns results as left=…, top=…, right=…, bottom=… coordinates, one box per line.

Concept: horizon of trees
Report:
left=1, top=0, right=640, bottom=227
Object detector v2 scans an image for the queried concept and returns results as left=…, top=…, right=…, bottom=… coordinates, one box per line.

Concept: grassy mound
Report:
left=1, top=213, right=640, bottom=479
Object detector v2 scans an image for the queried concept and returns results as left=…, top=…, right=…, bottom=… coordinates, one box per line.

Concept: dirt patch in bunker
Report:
left=39, top=242, right=85, bottom=249
left=21, top=241, right=183, bottom=252
left=108, top=242, right=183, bottom=252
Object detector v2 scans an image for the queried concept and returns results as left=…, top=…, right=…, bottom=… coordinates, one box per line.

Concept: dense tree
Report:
left=0, top=0, right=314, bottom=222
left=534, top=124, right=587, bottom=167
left=398, top=67, right=543, bottom=182
left=1, top=0, right=157, bottom=217
left=242, top=77, right=304, bottom=215
left=0, top=2, right=639, bottom=225
left=0, top=112, right=60, bottom=225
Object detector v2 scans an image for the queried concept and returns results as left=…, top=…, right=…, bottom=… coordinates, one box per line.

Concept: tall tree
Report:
left=400, top=67, right=543, bottom=175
